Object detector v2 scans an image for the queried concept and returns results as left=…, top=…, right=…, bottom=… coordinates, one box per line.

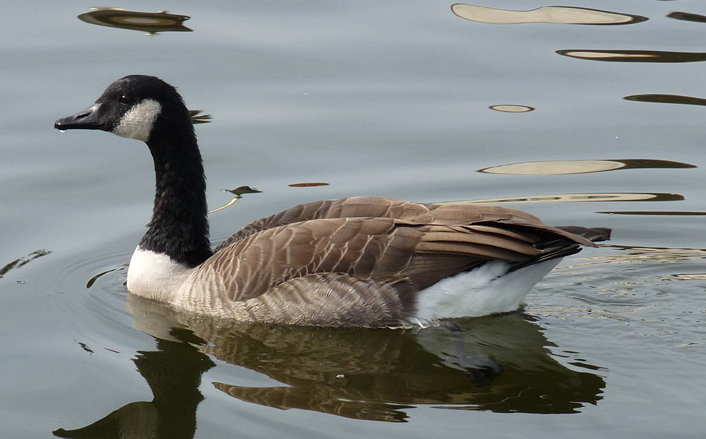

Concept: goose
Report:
left=54, top=75, right=610, bottom=328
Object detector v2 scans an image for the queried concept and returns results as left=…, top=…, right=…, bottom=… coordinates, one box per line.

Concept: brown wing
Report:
left=195, top=208, right=592, bottom=303
left=214, top=196, right=597, bottom=250
left=214, top=196, right=425, bottom=250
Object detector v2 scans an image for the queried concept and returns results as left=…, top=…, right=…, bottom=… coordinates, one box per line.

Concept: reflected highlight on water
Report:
left=77, top=8, right=192, bottom=35
left=478, top=159, right=696, bottom=175
left=489, top=105, right=534, bottom=113
left=557, top=49, right=706, bottom=63
left=667, top=11, right=706, bottom=24
left=451, top=4, right=647, bottom=25
left=624, top=94, right=706, bottom=107
left=558, top=245, right=706, bottom=286
left=455, top=193, right=684, bottom=205
left=597, top=211, right=706, bottom=216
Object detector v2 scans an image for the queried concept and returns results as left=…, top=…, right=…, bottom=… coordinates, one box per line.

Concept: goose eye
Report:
left=119, top=95, right=131, bottom=104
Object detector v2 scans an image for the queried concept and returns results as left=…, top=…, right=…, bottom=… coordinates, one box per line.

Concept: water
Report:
left=1, top=1, right=705, bottom=438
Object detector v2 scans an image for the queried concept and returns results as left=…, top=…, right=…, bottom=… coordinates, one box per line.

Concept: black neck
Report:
left=139, top=119, right=213, bottom=267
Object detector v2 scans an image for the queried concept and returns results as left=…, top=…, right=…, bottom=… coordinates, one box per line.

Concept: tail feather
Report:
left=556, top=226, right=612, bottom=243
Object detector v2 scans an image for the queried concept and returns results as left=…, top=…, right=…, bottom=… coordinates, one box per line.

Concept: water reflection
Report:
left=0, top=249, right=51, bottom=279
left=478, top=159, right=696, bottom=175
left=624, top=94, right=706, bottom=107
left=451, top=4, right=647, bottom=25
left=667, top=11, right=706, bottom=24
left=472, top=159, right=692, bottom=204
left=667, top=274, right=706, bottom=281
left=557, top=49, right=706, bottom=63
left=459, top=192, right=683, bottom=205
left=489, top=105, right=534, bottom=113
left=53, top=295, right=607, bottom=434
left=563, top=245, right=705, bottom=271
left=77, top=8, right=192, bottom=35
left=597, top=211, right=706, bottom=216
left=55, top=295, right=605, bottom=438
left=54, top=331, right=215, bottom=439
left=288, top=182, right=331, bottom=187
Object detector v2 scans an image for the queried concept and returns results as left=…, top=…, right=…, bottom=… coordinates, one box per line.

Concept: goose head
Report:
left=54, top=75, right=189, bottom=143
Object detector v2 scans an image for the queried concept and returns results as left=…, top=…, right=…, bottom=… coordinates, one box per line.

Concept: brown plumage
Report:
left=176, top=196, right=606, bottom=326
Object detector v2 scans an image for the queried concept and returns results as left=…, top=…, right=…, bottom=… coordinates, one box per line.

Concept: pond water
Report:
left=1, top=1, right=705, bottom=438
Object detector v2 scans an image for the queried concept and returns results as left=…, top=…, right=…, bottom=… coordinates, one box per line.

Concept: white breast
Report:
left=127, top=247, right=191, bottom=301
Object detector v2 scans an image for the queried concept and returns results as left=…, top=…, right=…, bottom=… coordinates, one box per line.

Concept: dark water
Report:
left=1, top=1, right=705, bottom=438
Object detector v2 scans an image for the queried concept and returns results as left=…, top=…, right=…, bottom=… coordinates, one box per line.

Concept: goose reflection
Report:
left=53, top=330, right=214, bottom=439
left=54, top=295, right=605, bottom=436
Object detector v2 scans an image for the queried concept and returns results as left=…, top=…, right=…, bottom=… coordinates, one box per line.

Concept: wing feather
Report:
left=193, top=195, right=601, bottom=306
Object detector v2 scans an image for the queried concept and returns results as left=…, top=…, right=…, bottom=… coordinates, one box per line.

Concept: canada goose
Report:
left=55, top=75, right=610, bottom=328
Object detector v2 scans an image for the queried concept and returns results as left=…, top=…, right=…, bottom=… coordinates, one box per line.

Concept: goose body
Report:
left=55, top=75, right=609, bottom=328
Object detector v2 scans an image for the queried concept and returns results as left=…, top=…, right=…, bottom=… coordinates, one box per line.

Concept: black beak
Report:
left=54, top=104, right=104, bottom=131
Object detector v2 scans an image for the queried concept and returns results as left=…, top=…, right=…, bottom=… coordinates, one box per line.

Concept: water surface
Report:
left=1, top=1, right=705, bottom=438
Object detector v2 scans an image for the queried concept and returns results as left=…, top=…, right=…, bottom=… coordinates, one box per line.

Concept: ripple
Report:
left=51, top=248, right=136, bottom=340
left=0, top=249, right=51, bottom=280
left=534, top=246, right=706, bottom=353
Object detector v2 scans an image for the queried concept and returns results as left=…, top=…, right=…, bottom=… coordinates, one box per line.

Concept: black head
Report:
left=54, top=75, right=190, bottom=142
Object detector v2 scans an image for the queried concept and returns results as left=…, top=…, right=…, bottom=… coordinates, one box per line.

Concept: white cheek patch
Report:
left=112, top=99, right=162, bottom=141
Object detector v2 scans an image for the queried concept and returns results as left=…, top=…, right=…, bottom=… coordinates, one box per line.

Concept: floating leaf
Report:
left=211, top=186, right=262, bottom=213
left=210, top=197, right=240, bottom=213
left=224, top=185, right=262, bottom=196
